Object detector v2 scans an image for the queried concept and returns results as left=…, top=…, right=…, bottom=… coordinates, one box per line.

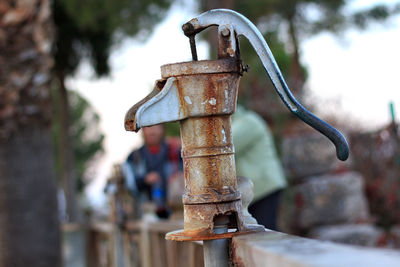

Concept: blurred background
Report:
left=1, top=0, right=400, bottom=266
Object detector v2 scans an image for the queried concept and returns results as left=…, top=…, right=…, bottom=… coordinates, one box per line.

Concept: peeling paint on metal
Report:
left=222, top=128, right=227, bottom=143
left=184, top=96, right=192, bottom=104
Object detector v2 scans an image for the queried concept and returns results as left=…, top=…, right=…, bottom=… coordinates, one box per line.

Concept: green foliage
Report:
left=52, top=0, right=173, bottom=77
left=240, top=31, right=292, bottom=82
left=237, top=31, right=293, bottom=103
left=231, top=0, right=400, bottom=36
left=165, top=122, right=181, bottom=137
left=52, top=88, right=104, bottom=192
left=351, top=3, right=400, bottom=30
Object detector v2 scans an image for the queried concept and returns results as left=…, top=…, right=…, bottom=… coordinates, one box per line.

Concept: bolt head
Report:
left=221, top=28, right=230, bottom=37
left=182, top=22, right=195, bottom=36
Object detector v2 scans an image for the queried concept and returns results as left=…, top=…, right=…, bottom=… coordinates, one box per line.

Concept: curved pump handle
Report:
left=183, top=9, right=349, bottom=161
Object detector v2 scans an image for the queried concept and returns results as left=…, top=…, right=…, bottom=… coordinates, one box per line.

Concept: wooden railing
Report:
left=63, top=222, right=400, bottom=267
left=62, top=220, right=203, bottom=267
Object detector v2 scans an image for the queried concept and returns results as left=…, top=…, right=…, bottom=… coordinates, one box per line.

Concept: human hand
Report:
left=168, top=171, right=183, bottom=182
left=145, top=172, right=161, bottom=185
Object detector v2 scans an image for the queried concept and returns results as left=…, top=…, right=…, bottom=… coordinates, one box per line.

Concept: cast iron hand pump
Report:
left=124, top=9, right=349, bottom=243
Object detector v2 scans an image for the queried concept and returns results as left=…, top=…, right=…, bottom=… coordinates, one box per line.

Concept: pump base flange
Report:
left=166, top=224, right=265, bottom=241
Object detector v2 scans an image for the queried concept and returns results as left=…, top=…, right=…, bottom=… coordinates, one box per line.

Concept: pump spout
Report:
left=124, top=77, right=185, bottom=132
left=125, top=58, right=241, bottom=133
left=124, top=80, right=162, bottom=132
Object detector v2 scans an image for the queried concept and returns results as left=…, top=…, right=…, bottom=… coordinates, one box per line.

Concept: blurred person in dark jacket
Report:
left=124, top=125, right=182, bottom=219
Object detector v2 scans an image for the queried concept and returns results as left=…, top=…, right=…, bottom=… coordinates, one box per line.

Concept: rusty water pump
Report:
left=124, top=9, right=349, bottom=242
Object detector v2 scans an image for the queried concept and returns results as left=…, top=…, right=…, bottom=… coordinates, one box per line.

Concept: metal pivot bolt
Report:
left=221, top=27, right=230, bottom=37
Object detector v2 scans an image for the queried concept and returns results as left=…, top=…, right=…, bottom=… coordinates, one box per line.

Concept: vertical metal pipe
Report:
left=203, top=216, right=230, bottom=267
left=203, top=228, right=229, bottom=267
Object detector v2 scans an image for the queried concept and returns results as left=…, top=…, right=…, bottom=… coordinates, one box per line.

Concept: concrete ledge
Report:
left=231, top=230, right=400, bottom=267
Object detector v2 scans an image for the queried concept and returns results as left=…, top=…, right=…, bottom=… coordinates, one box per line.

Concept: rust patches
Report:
left=180, top=115, right=237, bottom=199
left=166, top=229, right=237, bottom=242
left=183, top=200, right=242, bottom=233
left=182, top=145, right=234, bottom=158
left=230, top=238, right=246, bottom=267
left=165, top=195, right=264, bottom=241
left=175, top=79, right=188, bottom=118
left=182, top=190, right=240, bottom=204
left=155, top=79, right=167, bottom=90
left=218, top=28, right=236, bottom=59
left=203, top=76, right=218, bottom=115
left=166, top=224, right=264, bottom=242
left=161, top=58, right=240, bottom=78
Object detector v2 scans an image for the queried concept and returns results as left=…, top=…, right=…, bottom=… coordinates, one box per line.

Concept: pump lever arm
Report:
left=183, top=9, right=349, bottom=161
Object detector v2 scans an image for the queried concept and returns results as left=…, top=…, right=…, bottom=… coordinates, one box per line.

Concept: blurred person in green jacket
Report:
left=232, top=106, right=287, bottom=230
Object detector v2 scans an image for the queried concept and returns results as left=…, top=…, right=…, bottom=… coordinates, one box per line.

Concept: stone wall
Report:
left=277, top=130, right=399, bottom=248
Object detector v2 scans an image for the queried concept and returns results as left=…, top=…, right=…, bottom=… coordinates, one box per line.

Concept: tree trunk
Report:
left=0, top=0, right=61, bottom=265
left=0, top=127, right=61, bottom=266
left=56, top=71, right=79, bottom=222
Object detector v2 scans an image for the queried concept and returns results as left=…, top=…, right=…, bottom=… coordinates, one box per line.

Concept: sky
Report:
left=67, top=0, right=400, bottom=207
